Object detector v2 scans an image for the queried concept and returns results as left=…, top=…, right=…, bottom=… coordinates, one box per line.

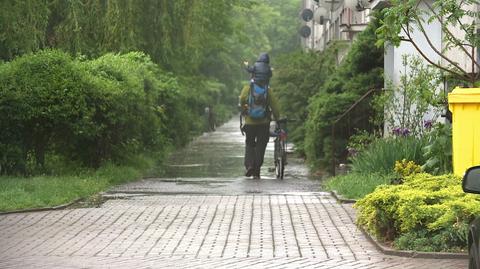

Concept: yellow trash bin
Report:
left=448, top=88, right=480, bottom=176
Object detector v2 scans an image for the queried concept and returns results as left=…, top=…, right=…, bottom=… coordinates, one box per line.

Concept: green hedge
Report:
left=0, top=50, right=232, bottom=175
left=355, top=173, right=480, bottom=252
left=274, top=18, right=383, bottom=169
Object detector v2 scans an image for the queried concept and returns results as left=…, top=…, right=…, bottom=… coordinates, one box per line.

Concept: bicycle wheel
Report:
left=274, top=139, right=282, bottom=179
left=279, top=140, right=286, bottom=179
left=282, top=139, right=287, bottom=161
left=276, top=159, right=284, bottom=179
left=274, top=139, right=285, bottom=179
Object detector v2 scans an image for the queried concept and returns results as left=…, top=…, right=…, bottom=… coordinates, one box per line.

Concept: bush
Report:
left=394, top=159, right=422, bottom=178
left=0, top=50, right=98, bottom=173
left=355, top=173, right=480, bottom=252
left=380, top=56, right=444, bottom=137
left=422, top=123, right=452, bottom=175
left=273, top=50, right=337, bottom=154
left=351, top=136, right=427, bottom=175
left=346, top=130, right=379, bottom=157
left=0, top=50, right=234, bottom=175
left=300, top=19, right=384, bottom=170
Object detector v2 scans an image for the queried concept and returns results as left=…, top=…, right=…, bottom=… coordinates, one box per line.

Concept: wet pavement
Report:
left=110, top=118, right=320, bottom=195
left=0, top=117, right=468, bottom=268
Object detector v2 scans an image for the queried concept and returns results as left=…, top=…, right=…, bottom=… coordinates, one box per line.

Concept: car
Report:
left=462, top=166, right=480, bottom=269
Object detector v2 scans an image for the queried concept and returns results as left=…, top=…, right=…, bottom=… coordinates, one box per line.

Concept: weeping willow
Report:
left=0, top=0, right=233, bottom=72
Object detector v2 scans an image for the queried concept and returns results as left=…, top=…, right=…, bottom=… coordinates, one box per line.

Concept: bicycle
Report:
left=272, top=118, right=288, bottom=179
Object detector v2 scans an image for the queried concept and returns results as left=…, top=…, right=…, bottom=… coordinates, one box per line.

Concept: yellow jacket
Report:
left=239, top=83, right=281, bottom=125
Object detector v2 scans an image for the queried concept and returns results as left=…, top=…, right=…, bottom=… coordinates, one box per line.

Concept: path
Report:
left=0, top=118, right=467, bottom=268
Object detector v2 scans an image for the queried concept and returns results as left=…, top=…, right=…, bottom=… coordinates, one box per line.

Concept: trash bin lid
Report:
left=448, top=88, right=480, bottom=103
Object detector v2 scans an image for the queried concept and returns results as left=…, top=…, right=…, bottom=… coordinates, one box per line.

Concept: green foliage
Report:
left=0, top=1, right=302, bottom=176
left=0, top=50, right=229, bottom=175
left=0, top=0, right=300, bottom=94
left=274, top=18, right=384, bottom=164
left=394, top=159, right=422, bottom=178
left=273, top=48, right=338, bottom=153
left=0, top=50, right=97, bottom=173
left=351, top=136, right=428, bottom=175
left=422, top=123, right=453, bottom=175
left=301, top=20, right=384, bottom=170
left=394, top=225, right=468, bottom=252
left=0, top=155, right=152, bottom=212
left=305, top=91, right=362, bottom=167
left=379, top=56, right=445, bottom=136
left=0, top=1, right=50, bottom=60
left=347, top=130, right=379, bottom=156
left=355, top=173, right=480, bottom=251
left=325, top=173, right=392, bottom=200
left=375, top=0, right=480, bottom=85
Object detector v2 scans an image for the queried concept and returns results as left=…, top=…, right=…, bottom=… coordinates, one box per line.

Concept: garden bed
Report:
left=355, top=173, right=479, bottom=253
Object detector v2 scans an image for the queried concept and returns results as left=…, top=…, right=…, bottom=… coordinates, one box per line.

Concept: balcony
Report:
left=368, top=0, right=390, bottom=10
left=340, top=23, right=368, bottom=33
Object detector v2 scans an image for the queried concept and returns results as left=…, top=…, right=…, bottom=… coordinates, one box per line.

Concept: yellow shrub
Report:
left=394, top=159, right=422, bottom=177
left=355, top=173, right=480, bottom=249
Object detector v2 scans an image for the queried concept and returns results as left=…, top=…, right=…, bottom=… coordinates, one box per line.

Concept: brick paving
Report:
left=0, top=194, right=467, bottom=268
left=0, top=119, right=469, bottom=268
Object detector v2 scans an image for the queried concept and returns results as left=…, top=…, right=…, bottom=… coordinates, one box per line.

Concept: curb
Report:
left=329, top=190, right=468, bottom=259
left=359, top=226, right=468, bottom=259
left=0, top=198, right=84, bottom=215
left=330, top=190, right=357, bottom=204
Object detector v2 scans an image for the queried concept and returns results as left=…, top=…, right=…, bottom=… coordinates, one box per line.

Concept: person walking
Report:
left=204, top=105, right=216, bottom=132
left=239, top=53, right=280, bottom=179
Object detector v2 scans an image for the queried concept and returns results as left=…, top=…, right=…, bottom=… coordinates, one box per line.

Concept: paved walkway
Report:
left=0, top=118, right=468, bottom=268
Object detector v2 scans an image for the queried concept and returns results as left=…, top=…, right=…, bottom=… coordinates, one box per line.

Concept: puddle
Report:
left=66, top=194, right=107, bottom=209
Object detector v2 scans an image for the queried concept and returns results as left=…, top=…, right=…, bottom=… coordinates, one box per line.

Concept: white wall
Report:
left=443, top=2, right=478, bottom=74
left=383, top=0, right=445, bottom=135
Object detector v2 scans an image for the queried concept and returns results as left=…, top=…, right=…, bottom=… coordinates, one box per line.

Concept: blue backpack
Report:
left=248, top=83, right=268, bottom=119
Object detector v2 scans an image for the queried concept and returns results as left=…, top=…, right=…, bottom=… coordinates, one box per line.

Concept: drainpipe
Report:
left=331, top=124, right=336, bottom=176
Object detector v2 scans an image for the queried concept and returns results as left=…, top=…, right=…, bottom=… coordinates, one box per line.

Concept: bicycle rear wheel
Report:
left=280, top=140, right=286, bottom=179
left=276, top=158, right=284, bottom=179
left=274, top=139, right=286, bottom=179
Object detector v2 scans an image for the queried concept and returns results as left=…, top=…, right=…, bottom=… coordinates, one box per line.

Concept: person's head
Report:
left=257, top=53, right=270, bottom=64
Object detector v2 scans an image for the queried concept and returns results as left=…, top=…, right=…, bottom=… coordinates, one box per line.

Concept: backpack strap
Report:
left=248, top=81, right=254, bottom=106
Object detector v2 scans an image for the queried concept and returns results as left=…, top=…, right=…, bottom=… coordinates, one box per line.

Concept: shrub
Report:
left=350, top=136, right=427, bottom=175
left=422, top=123, right=452, bottom=175
left=355, top=173, right=480, bottom=252
left=0, top=50, right=98, bottom=173
left=346, top=130, right=379, bottom=157
left=0, top=50, right=234, bottom=175
left=273, top=50, right=337, bottom=154
left=394, top=159, right=422, bottom=178
left=301, top=19, right=384, bottom=170
left=380, top=56, right=445, bottom=137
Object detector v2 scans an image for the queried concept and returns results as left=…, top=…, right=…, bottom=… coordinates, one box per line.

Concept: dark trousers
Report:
left=244, top=123, right=270, bottom=175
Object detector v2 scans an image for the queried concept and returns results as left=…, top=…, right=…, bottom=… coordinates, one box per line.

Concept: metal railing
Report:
left=331, top=88, right=379, bottom=176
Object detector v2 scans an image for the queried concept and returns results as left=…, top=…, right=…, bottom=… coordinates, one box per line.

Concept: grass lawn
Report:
left=0, top=161, right=150, bottom=212
left=324, top=172, right=392, bottom=200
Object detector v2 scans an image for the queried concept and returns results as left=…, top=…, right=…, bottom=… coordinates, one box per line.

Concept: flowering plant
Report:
left=392, top=127, right=411, bottom=137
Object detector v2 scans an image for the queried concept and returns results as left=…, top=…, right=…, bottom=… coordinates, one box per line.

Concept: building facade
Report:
left=371, top=0, right=478, bottom=134
left=301, top=0, right=370, bottom=63
left=301, top=0, right=479, bottom=135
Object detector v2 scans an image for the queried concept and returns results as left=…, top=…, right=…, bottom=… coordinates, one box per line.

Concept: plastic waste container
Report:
left=448, top=88, right=480, bottom=176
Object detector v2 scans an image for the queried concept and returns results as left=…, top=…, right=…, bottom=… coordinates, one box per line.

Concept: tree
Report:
left=376, top=0, right=480, bottom=86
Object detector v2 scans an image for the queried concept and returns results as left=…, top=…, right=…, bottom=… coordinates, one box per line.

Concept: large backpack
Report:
left=248, top=82, right=269, bottom=119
